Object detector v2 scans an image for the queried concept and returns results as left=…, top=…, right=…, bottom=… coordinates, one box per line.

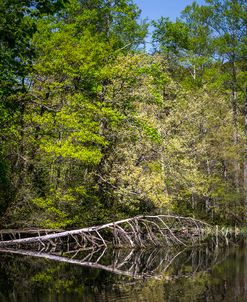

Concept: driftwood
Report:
left=0, top=215, right=211, bottom=252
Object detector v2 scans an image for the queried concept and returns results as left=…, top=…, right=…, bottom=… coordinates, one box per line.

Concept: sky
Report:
left=134, top=0, right=206, bottom=47
left=135, top=0, right=206, bottom=22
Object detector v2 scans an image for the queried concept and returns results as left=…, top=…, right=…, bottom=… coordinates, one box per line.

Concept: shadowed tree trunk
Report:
left=244, top=87, right=247, bottom=215
left=231, top=60, right=240, bottom=191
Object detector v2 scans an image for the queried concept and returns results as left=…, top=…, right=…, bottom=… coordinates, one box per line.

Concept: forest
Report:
left=0, top=0, right=246, bottom=229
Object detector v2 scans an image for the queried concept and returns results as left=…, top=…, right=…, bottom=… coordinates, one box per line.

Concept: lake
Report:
left=0, top=238, right=246, bottom=302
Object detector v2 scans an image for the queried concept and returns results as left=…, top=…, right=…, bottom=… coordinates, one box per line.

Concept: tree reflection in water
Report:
left=0, top=239, right=246, bottom=302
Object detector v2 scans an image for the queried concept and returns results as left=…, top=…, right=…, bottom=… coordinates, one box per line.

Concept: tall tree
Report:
left=182, top=0, right=246, bottom=191
left=0, top=0, right=68, bottom=221
left=152, top=0, right=247, bottom=220
left=3, top=0, right=148, bottom=227
left=152, top=3, right=213, bottom=87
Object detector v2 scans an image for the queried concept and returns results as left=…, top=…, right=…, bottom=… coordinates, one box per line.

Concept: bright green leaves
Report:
left=33, top=187, right=79, bottom=228
left=20, top=0, right=148, bottom=227
left=31, top=19, right=116, bottom=166
left=2, top=0, right=245, bottom=228
left=31, top=99, right=107, bottom=164
left=42, top=142, right=103, bottom=164
left=63, top=0, right=147, bottom=49
left=137, top=120, right=162, bottom=144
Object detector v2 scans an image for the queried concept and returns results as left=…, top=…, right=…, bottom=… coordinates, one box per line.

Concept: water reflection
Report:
left=0, top=241, right=228, bottom=280
left=0, top=239, right=246, bottom=302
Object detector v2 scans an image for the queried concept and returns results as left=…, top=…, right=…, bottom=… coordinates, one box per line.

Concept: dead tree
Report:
left=0, top=215, right=212, bottom=252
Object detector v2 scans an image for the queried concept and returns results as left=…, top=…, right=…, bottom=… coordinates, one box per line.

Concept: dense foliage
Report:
left=0, top=0, right=246, bottom=228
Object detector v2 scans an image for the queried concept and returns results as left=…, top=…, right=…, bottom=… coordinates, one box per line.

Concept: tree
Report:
left=152, top=3, right=213, bottom=87
left=0, top=0, right=68, bottom=96
left=2, top=0, right=148, bottom=228
left=152, top=0, right=246, bottom=222
left=183, top=0, right=246, bottom=191
left=0, top=0, right=68, bottom=223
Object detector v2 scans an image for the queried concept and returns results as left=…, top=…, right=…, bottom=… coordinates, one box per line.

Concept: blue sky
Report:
left=134, top=0, right=206, bottom=47
left=135, top=0, right=206, bottom=22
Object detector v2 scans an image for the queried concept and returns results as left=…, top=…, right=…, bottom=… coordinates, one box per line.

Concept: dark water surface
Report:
left=0, top=239, right=246, bottom=302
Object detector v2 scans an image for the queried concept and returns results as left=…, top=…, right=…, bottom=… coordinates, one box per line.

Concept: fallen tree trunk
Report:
left=0, top=229, right=61, bottom=241
left=0, top=215, right=211, bottom=252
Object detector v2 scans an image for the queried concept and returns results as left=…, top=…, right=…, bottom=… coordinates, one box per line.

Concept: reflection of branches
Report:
left=0, top=215, right=212, bottom=252
left=0, top=241, right=230, bottom=281
left=0, top=248, right=147, bottom=279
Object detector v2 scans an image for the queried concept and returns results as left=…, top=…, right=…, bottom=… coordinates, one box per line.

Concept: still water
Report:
left=0, top=239, right=246, bottom=302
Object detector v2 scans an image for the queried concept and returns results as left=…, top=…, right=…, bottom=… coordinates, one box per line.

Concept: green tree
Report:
left=0, top=0, right=68, bottom=223
left=152, top=0, right=246, bottom=223
left=4, top=0, right=148, bottom=228
left=152, top=3, right=213, bottom=87
left=182, top=0, right=247, bottom=191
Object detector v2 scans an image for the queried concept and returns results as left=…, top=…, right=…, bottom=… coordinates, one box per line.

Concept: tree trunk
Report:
left=231, top=60, right=240, bottom=191
left=244, top=87, right=247, bottom=215
left=0, top=215, right=210, bottom=250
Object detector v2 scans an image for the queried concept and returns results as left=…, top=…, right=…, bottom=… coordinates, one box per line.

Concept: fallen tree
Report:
left=0, top=229, right=61, bottom=241
left=0, top=215, right=211, bottom=252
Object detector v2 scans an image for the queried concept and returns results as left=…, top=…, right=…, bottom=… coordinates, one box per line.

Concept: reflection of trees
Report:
left=0, top=240, right=245, bottom=302
left=0, top=241, right=229, bottom=281
left=161, top=239, right=247, bottom=302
